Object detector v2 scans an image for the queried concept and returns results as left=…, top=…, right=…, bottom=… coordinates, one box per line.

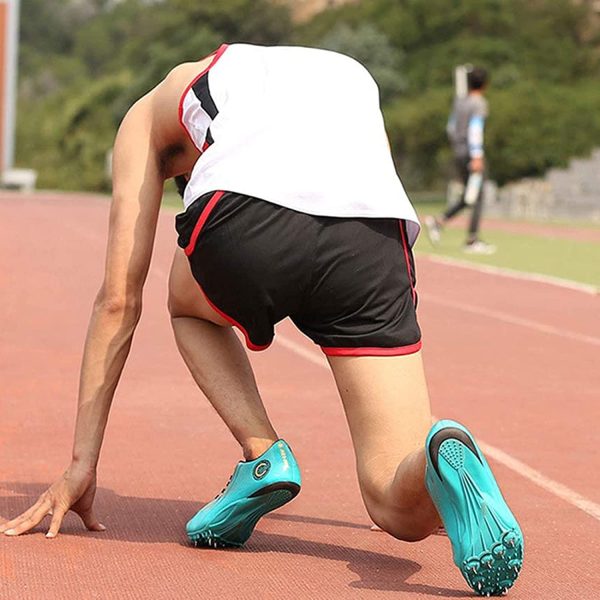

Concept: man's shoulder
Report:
left=163, top=59, right=213, bottom=90
left=468, top=94, right=488, bottom=117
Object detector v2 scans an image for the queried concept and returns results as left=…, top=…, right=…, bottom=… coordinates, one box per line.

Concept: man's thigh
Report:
left=327, top=351, right=432, bottom=486
left=168, top=249, right=229, bottom=326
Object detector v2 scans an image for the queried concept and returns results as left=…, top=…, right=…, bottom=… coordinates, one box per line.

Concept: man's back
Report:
left=179, top=44, right=419, bottom=242
left=448, top=93, right=488, bottom=158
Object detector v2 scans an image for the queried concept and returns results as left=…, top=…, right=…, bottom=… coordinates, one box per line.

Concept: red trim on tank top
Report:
left=178, top=44, right=229, bottom=150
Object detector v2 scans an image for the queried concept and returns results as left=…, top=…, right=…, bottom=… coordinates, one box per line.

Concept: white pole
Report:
left=454, top=64, right=469, bottom=99
left=4, top=0, right=19, bottom=171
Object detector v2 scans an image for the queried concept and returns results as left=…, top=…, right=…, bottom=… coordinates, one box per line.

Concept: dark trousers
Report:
left=443, top=156, right=484, bottom=239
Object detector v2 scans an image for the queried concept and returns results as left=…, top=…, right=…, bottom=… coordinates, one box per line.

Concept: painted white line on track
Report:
left=276, top=334, right=328, bottom=368
left=420, top=292, right=600, bottom=347
left=276, top=333, right=600, bottom=523
left=98, top=222, right=600, bottom=522
left=477, top=441, right=600, bottom=522
left=421, top=254, right=599, bottom=295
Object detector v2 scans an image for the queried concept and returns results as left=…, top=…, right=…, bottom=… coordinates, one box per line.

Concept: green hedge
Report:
left=16, top=0, right=600, bottom=191
left=384, top=81, right=600, bottom=188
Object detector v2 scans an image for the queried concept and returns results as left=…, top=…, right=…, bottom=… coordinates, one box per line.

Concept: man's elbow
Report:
left=94, top=292, right=143, bottom=324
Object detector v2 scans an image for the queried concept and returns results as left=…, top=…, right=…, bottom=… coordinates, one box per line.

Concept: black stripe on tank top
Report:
left=192, top=72, right=218, bottom=119
left=202, top=127, right=214, bottom=152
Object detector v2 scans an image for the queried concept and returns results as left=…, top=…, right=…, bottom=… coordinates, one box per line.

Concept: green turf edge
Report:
left=162, top=192, right=599, bottom=290
left=414, top=226, right=600, bottom=290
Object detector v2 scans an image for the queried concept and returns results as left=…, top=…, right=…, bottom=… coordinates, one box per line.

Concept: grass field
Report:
left=415, top=227, right=600, bottom=288
left=161, top=192, right=600, bottom=290
left=413, top=199, right=600, bottom=289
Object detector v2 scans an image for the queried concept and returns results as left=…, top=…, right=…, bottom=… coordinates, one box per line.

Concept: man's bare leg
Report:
left=168, top=250, right=277, bottom=460
left=327, top=351, right=441, bottom=541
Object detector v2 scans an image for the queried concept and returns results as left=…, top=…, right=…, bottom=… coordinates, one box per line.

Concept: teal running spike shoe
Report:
left=187, top=439, right=301, bottom=548
left=425, top=420, right=524, bottom=596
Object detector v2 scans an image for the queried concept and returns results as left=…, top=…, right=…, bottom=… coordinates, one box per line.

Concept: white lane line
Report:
left=420, top=292, right=600, bottom=347
left=477, top=441, right=600, bottom=522
left=275, top=333, right=600, bottom=522
left=276, top=334, right=328, bottom=368
left=78, top=218, right=600, bottom=521
left=421, top=254, right=599, bottom=295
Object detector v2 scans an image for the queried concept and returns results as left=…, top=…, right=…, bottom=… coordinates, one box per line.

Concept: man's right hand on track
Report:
left=0, top=463, right=106, bottom=538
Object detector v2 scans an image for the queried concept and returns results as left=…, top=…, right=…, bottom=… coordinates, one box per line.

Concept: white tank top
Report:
left=179, top=44, right=420, bottom=245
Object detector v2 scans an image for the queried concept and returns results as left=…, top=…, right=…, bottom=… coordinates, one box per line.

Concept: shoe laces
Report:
left=214, top=474, right=234, bottom=500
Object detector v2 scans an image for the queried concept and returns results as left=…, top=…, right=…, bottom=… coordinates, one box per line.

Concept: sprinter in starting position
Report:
left=1, top=44, right=522, bottom=596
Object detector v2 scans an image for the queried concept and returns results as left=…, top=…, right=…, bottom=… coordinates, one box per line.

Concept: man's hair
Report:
left=174, top=175, right=188, bottom=198
left=467, top=67, right=488, bottom=91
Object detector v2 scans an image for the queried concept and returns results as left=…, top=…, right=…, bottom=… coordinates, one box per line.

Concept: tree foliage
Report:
left=17, top=0, right=600, bottom=190
left=319, top=23, right=406, bottom=102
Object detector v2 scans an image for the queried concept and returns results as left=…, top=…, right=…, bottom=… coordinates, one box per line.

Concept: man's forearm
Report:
left=71, top=297, right=141, bottom=469
left=467, top=115, right=485, bottom=160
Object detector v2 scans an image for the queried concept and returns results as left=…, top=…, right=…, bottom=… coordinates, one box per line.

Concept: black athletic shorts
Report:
left=175, top=191, right=421, bottom=356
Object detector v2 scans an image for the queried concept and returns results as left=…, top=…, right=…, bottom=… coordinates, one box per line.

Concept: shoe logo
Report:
left=253, top=460, right=271, bottom=480
left=428, top=428, right=482, bottom=479
left=278, top=442, right=290, bottom=470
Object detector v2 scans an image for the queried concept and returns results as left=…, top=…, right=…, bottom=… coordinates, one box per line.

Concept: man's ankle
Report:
left=242, top=436, right=279, bottom=461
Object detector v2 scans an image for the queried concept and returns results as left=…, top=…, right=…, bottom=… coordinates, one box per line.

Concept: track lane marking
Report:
left=421, top=254, right=599, bottom=295
left=74, top=224, right=600, bottom=522
left=275, top=333, right=600, bottom=523
left=420, top=292, right=600, bottom=347
left=127, top=223, right=600, bottom=522
left=476, top=442, right=600, bottom=522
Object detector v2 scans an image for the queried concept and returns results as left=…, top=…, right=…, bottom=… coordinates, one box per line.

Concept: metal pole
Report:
left=4, top=0, right=19, bottom=171
left=454, top=64, right=469, bottom=99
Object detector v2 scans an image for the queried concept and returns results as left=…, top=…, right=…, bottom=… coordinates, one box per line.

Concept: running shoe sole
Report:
left=426, top=421, right=523, bottom=596
left=187, top=481, right=300, bottom=548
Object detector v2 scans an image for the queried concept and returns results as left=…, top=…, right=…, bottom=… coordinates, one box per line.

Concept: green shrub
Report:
left=16, top=0, right=600, bottom=191
left=384, top=81, right=600, bottom=188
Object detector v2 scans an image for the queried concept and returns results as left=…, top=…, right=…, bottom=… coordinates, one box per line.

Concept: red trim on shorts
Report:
left=195, top=281, right=271, bottom=352
left=399, top=221, right=417, bottom=305
left=178, top=44, right=229, bottom=150
left=184, top=191, right=226, bottom=256
left=184, top=189, right=271, bottom=352
left=321, top=341, right=422, bottom=357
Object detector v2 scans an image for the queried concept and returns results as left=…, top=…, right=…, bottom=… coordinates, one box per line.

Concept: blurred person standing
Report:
left=425, top=67, right=495, bottom=254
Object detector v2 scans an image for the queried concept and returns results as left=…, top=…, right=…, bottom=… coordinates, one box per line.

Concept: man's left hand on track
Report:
left=0, top=463, right=106, bottom=538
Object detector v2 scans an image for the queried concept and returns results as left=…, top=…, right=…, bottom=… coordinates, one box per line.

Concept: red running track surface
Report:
left=1, top=192, right=599, bottom=599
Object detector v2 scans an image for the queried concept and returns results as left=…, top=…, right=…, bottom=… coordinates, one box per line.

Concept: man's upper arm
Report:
left=102, top=95, right=165, bottom=305
left=468, top=98, right=487, bottom=160
left=101, top=63, right=201, bottom=306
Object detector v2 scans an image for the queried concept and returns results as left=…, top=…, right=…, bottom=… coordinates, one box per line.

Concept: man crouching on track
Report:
left=1, top=44, right=523, bottom=596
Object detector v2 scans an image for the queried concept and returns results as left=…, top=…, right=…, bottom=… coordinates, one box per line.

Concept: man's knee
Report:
left=370, top=506, right=437, bottom=542
left=361, top=478, right=438, bottom=542
left=367, top=497, right=438, bottom=542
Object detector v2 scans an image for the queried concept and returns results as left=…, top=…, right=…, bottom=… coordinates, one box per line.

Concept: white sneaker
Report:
left=424, top=216, right=442, bottom=245
left=464, top=240, right=496, bottom=255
